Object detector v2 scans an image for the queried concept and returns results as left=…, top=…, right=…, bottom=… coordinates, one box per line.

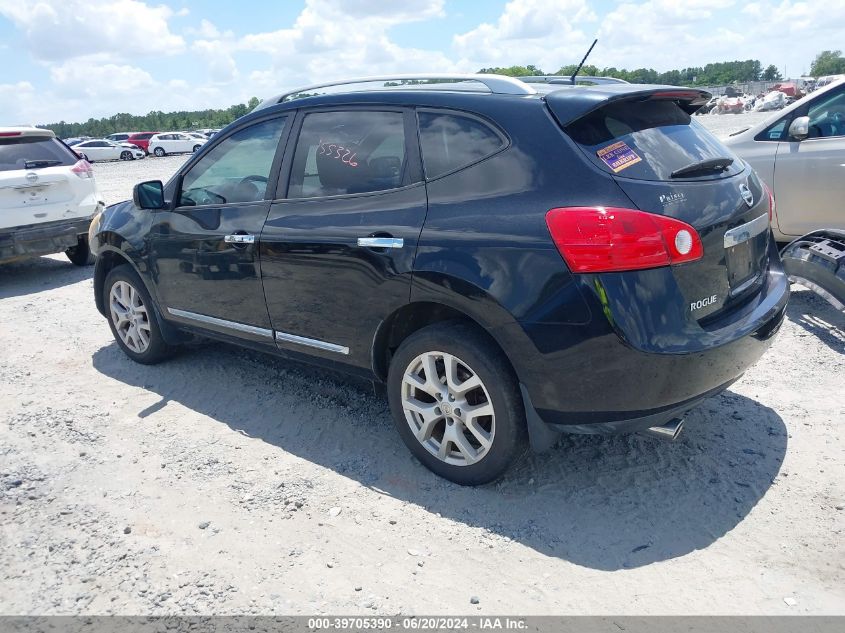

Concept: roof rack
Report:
left=519, top=75, right=630, bottom=86
left=253, top=73, right=537, bottom=111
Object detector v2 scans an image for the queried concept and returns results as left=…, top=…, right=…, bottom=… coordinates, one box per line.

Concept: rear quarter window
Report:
left=566, top=100, right=742, bottom=181
left=417, top=111, right=505, bottom=179
left=0, top=136, right=78, bottom=172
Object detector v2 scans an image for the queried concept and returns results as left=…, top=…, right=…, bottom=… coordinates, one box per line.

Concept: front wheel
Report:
left=65, top=236, right=94, bottom=266
left=192, top=144, right=202, bottom=153
left=104, top=265, right=175, bottom=364
left=387, top=323, right=527, bottom=486
left=120, top=150, right=132, bottom=161
left=153, top=147, right=165, bottom=157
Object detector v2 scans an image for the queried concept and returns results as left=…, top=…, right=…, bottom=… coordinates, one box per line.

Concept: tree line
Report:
left=43, top=97, right=261, bottom=139
left=480, top=51, right=845, bottom=85
left=41, top=51, right=845, bottom=139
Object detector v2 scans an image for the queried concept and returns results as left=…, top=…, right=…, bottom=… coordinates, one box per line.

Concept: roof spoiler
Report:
left=544, top=85, right=712, bottom=127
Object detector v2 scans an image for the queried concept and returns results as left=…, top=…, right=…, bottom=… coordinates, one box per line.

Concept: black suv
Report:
left=91, top=75, right=789, bottom=485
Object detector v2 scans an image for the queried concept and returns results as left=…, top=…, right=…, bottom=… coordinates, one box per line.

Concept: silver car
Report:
left=724, top=78, right=845, bottom=242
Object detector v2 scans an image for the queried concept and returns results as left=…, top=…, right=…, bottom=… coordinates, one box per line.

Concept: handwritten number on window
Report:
left=317, top=139, right=358, bottom=167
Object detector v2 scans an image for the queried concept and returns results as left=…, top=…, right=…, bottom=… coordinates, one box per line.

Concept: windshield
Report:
left=0, top=136, right=79, bottom=172
left=566, top=100, right=743, bottom=181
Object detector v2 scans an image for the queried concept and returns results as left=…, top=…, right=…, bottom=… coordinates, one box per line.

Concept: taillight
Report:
left=545, top=207, right=704, bottom=273
left=763, top=183, right=775, bottom=223
left=0, top=131, right=23, bottom=137
left=71, top=159, right=94, bottom=179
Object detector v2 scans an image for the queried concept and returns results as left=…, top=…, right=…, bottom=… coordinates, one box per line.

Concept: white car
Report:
left=148, top=133, right=207, bottom=157
left=0, top=126, right=103, bottom=265
left=723, top=78, right=845, bottom=242
left=74, top=139, right=145, bottom=162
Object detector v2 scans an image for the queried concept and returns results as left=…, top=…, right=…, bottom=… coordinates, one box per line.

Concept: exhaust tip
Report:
left=641, top=417, right=685, bottom=441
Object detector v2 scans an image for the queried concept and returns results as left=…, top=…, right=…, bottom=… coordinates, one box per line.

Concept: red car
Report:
left=125, top=132, right=159, bottom=154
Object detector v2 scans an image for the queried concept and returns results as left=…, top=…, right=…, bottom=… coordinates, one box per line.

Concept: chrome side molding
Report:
left=275, top=331, right=349, bottom=355
left=166, top=308, right=349, bottom=354
left=166, top=308, right=273, bottom=338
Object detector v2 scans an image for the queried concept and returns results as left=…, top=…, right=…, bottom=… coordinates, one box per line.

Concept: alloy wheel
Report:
left=109, top=280, right=151, bottom=354
left=401, top=351, right=495, bottom=466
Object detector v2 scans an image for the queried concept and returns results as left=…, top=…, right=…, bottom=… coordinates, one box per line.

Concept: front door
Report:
left=260, top=107, right=426, bottom=370
left=775, top=84, right=845, bottom=237
left=148, top=114, right=290, bottom=342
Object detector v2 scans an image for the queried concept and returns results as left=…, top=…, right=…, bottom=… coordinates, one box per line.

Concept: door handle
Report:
left=357, top=237, right=404, bottom=249
left=224, top=234, right=255, bottom=244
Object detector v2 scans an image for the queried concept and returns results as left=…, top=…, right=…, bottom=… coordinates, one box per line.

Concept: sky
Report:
left=1, top=0, right=844, bottom=124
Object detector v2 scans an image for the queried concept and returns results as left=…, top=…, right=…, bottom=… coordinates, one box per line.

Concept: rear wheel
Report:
left=65, top=236, right=94, bottom=266
left=120, top=150, right=132, bottom=161
left=387, top=323, right=527, bottom=485
left=104, top=265, right=175, bottom=364
left=153, top=147, right=165, bottom=157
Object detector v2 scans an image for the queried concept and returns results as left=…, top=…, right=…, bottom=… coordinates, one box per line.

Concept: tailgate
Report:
left=556, top=89, right=772, bottom=322
left=0, top=168, right=78, bottom=230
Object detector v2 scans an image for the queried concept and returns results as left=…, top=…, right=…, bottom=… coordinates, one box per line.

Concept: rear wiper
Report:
left=24, top=159, right=62, bottom=169
left=671, top=157, right=734, bottom=178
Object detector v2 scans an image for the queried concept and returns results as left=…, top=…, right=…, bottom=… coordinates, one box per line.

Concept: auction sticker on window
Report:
left=596, top=141, right=642, bottom=173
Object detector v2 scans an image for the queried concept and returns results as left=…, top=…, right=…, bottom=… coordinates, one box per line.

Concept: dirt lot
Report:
left=1, top=116, right=844, bottom=615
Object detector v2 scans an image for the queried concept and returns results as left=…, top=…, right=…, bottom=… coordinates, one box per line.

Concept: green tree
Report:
left=478, top=65, right=546, bottom=77
left=762, top=64, right=782, bottom=81
left=810, top=50, right=845, bottom=76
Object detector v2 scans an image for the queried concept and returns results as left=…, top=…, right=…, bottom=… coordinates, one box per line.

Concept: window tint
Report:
left=0, top=136, right=78, bottom=172
left=807, top=87, right=845, bottom=138
left=566, top=100, right=742, bottom=181
left=417, top=112, right=505, bottom=179
left=288, top=111, right=407, bottom=198
left=179, top=117, right=287, bottom=207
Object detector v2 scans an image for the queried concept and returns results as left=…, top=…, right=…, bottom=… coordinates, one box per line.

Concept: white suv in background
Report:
left=147, top=133, right=207, bottom=157
left=0, top=126, right=103, bottom=265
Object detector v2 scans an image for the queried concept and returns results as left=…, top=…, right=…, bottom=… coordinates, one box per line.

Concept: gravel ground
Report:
left=1, top=112, right=843, bottom=615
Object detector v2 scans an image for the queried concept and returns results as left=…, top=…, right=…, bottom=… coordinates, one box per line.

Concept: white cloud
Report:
left=452, top=0, right=597, bottom=72
left=0, top=0, right=185, bottom=60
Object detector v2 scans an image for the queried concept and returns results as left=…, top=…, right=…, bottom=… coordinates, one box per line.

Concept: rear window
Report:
left=0, top=136, right=78, bottom=172
left=566, top=100, right=742, bottom=181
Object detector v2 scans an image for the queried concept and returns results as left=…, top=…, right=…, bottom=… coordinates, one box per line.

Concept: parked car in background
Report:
left=73, top=140, right=145, bottom=162
left=147, top=133, right=206, bottom=157
left=724, top=78, right=845, bottom=242
left=106, top=133, right=135, bottom=143
left=126, top=132, right=159, bottom=154
left=64, top=137, right=91, bottom=146
left=91, top=74, right=788, bottom=485
left=1, top=126, right=102, bottom=265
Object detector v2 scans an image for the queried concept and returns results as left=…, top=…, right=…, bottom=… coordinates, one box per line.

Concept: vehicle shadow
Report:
left=786, top=285, right=845, bottom=354
left=92, top=341, right=787, bottom=571
left=0, top=255, right=93, bottom=300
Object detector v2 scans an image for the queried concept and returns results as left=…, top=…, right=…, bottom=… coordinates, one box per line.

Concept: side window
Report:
left=287, top=110, right=407, bottom=198
left=807, top=88, right=845, bottom=138
left=178, top=116, right=287, bottom=207
left=418, top=111, right=505, bottom=179
left=760, top=118, right=788, bottom=141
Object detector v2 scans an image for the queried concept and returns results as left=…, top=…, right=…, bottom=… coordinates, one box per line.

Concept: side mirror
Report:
left=133, top=180, right=166, bottom=210
left=788, top=116, right=810, bottom=141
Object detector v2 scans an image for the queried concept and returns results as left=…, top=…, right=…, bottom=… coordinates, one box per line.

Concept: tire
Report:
left=153, top=147, right=165, bottom=157
left=65, top=236, right=94, bottom=266
left=387, top=323, right=527, bottom=486
left=103, top=265, right=175, bottom=365
left=120, top=150, right=132, bottom=161
left=192, top=144, right=201, bottom=153
left=79, top=153, right=89, bottom=161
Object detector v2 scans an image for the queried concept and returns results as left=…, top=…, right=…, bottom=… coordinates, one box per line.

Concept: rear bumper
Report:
left=0, top=216, right=93, bottom=262
left=496, top=242, right=789, bottom=433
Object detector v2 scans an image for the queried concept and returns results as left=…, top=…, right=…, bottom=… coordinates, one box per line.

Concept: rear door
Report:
left=773, top=83, right=845, bottom=237
left=0, top=134, right=82, bottom=229
left=148, top=115, right=290, bottom=340
left=260, top=107, right=426, bottom=370
left=555, top=93, right=771, bottom=322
